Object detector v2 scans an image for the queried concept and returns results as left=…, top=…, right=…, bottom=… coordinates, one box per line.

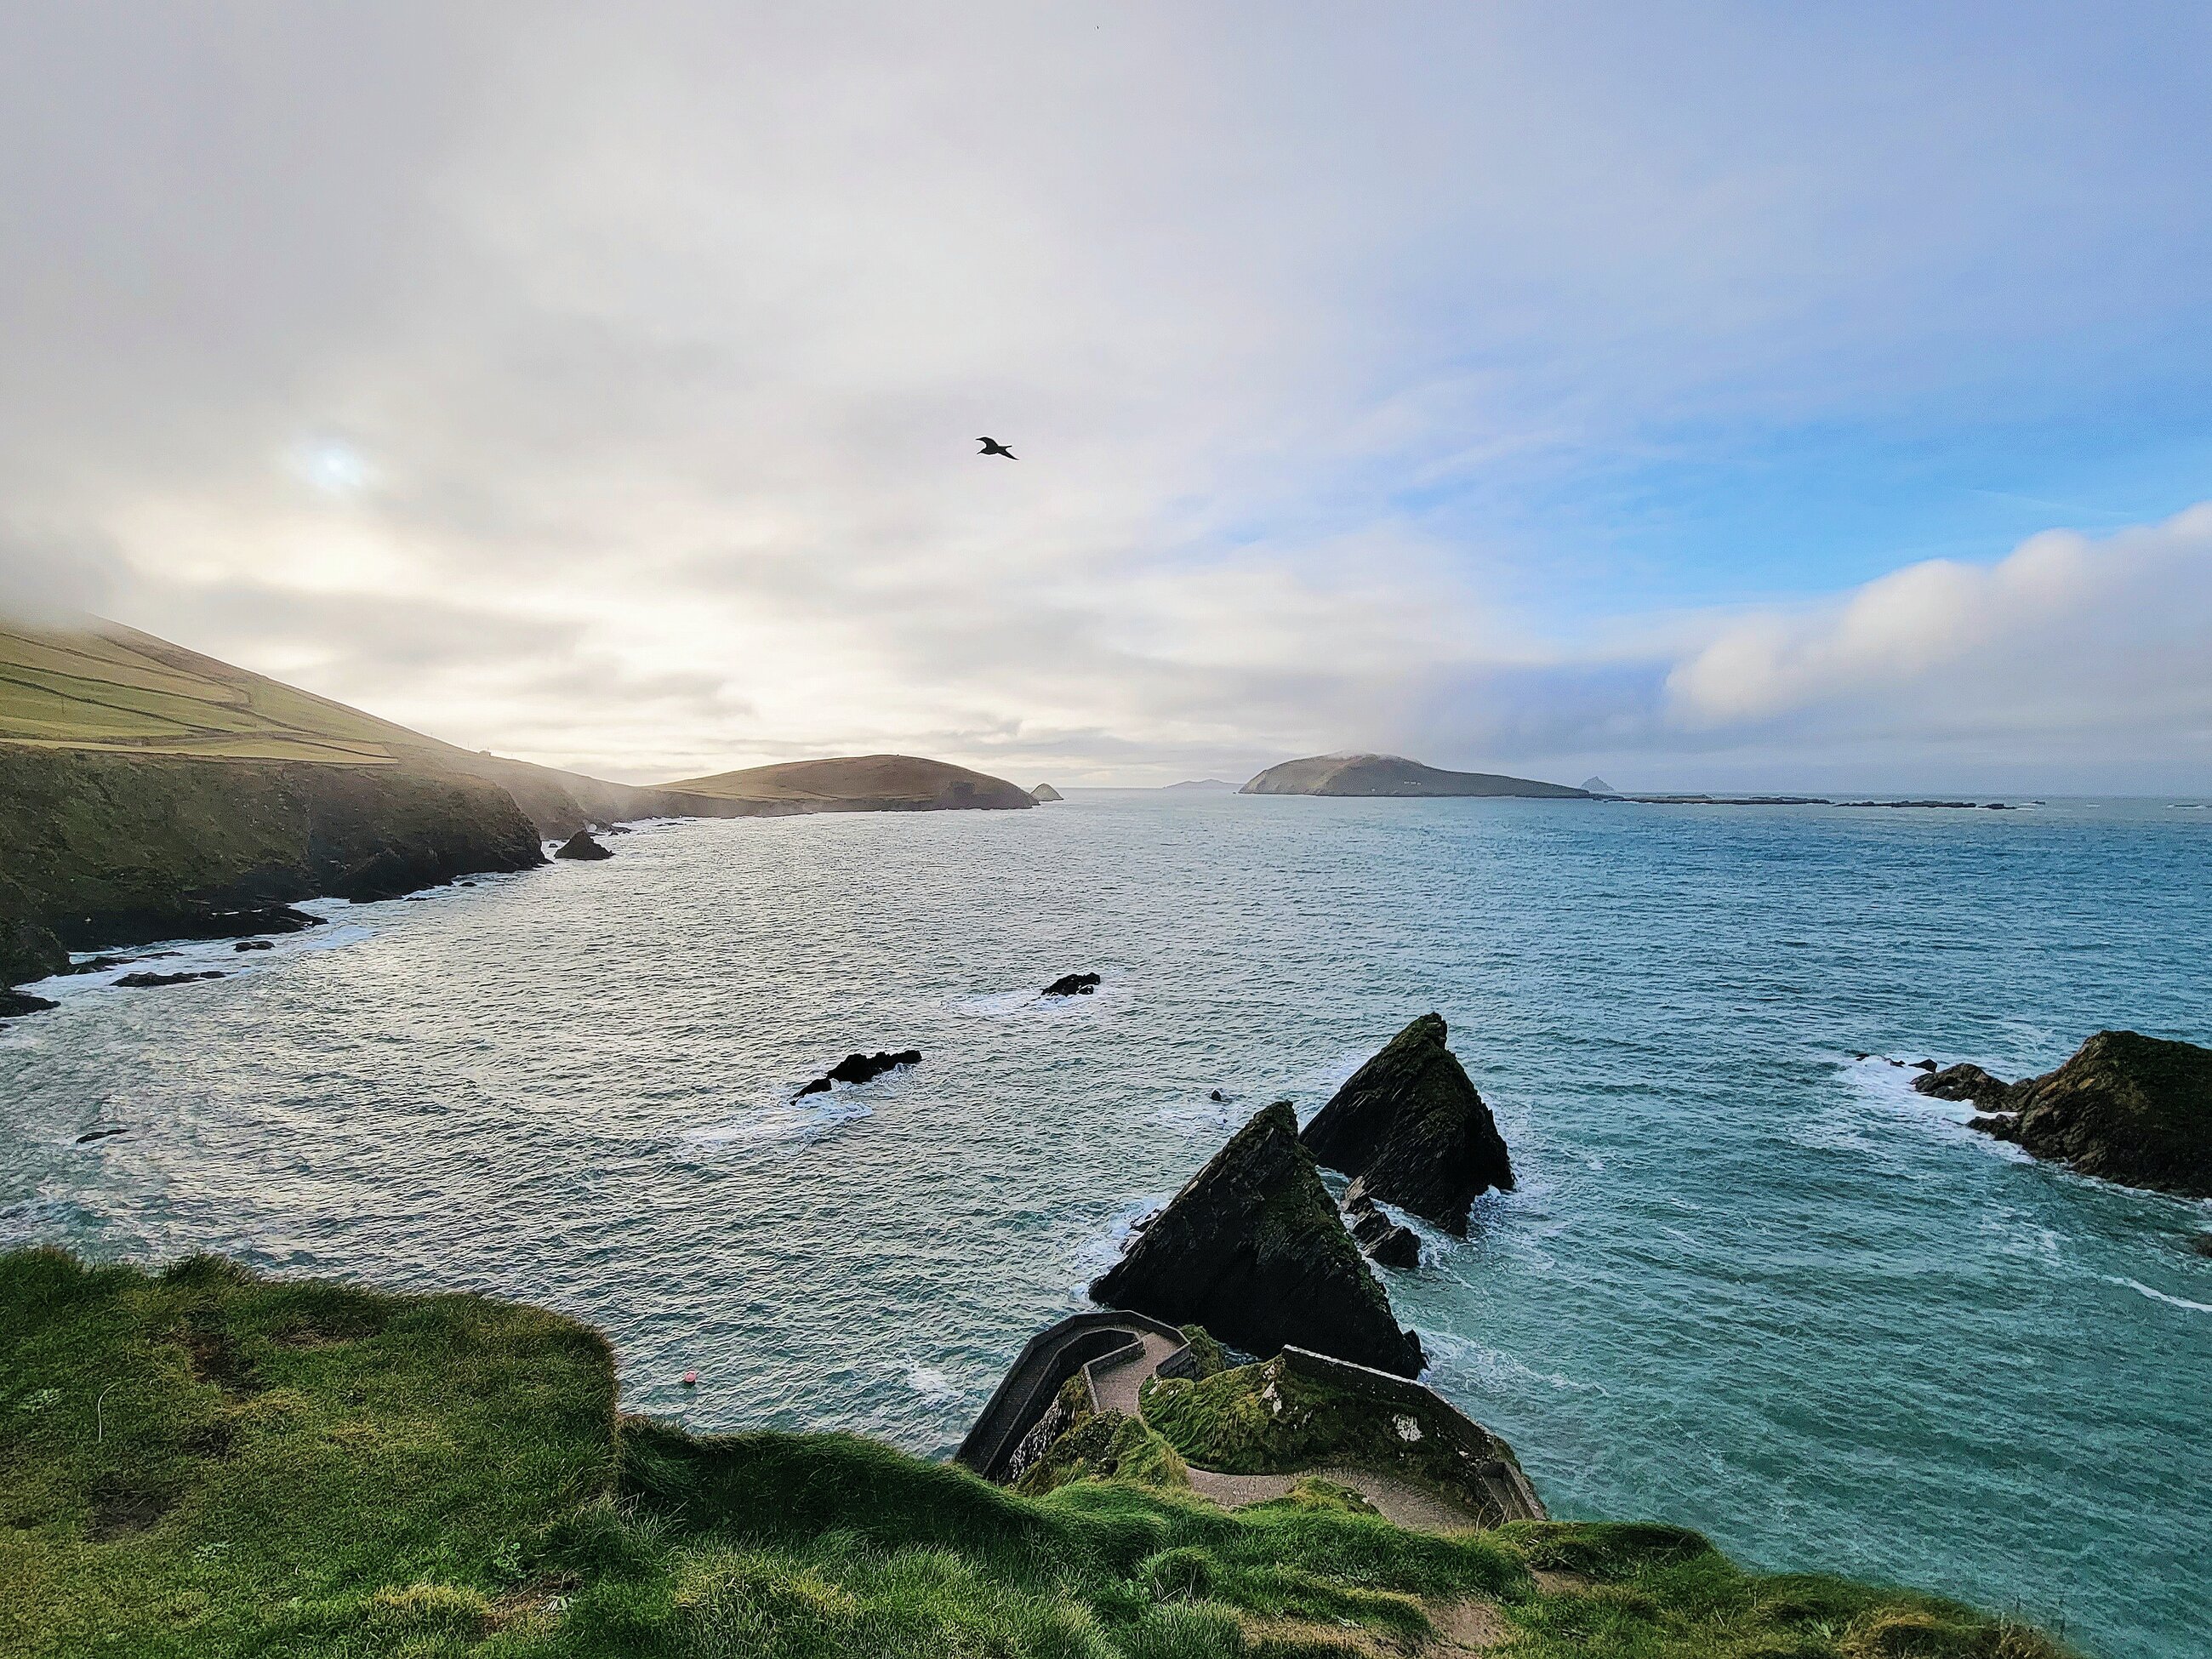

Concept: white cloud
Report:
left=1667, top=507, right=2212, bottom=744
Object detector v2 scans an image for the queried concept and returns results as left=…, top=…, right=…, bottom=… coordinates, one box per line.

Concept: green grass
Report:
left=0, top=1250, right=2077, bottom=1658
left=0, top=621, right=419, bottom=764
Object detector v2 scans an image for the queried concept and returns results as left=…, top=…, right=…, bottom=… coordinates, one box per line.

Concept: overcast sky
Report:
left=3, top=3, right=2209, bottom=790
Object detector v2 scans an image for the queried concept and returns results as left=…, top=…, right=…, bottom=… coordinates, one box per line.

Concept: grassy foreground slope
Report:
left=0, top=1251, right=2070, bottom=1659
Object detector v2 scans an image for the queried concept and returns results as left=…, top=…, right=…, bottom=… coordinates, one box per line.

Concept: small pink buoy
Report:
left=681, top=1371, right=698, bottom=1386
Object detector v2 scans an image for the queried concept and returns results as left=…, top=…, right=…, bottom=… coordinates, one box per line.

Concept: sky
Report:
left=3, top=3, right=2209, bottom=791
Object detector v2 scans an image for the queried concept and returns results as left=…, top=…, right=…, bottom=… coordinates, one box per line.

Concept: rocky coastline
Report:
left=1917, top=1029, right=2212, bottom=1198
left=0, top=747, right=544, bottom=1001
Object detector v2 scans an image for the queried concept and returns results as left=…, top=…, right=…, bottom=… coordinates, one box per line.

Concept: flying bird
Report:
left=977, top=436, right=1018, bottom=459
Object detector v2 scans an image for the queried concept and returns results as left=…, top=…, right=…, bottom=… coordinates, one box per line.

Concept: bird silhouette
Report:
left=977, top=436, right=1018, bottom=459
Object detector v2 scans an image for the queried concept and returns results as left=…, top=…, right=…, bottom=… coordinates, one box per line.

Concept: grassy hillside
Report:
left=0, top=621, right=425, bottom=765
left=662, top=754, right=1035, bottom=812
left=0, top=1250, right=2072, bottom=1658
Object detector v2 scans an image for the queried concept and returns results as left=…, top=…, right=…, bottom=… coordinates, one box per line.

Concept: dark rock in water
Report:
left=76, top=1126, right=127, bottom=1143
left=1913, top=1063, right=2012, bottom=1111
left=233, top=940, right=275, bottom=953
left=1041, top=972, right=1101, bottom=997
left=1912, top=1058, right=1939, bottom=1072
left=1348, top=1207, right=1396, bottom=1249
left=793, top=1049, right=921, bottom=1100
left=1365, top=1224, right=1421, bottom=1269
left=554, top=830, right=613, bottom=862
left=1208, top=1089, right=1227, bottom=1103
left=1, top=989, right=58, bottom=1018
left=115, top=970, right=226, bottom=989
left=1300, top=1014, right=1513, bottom=1235
left=1964, top=1030, right=2212, bottom=1198
left=1089, top=1100, right=1426, bottom=1377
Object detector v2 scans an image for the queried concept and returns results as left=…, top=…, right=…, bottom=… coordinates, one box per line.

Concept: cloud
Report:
left=1, top=6, right=2208, bottom=789
left=1667, top=507, right=2212, bottom=747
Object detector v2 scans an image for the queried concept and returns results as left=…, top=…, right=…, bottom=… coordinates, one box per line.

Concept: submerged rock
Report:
left=1965, top=1030, right=2212, bottom=1198
left=1089, top=1101, right=1426, bottom=1377
left=554, top=830, right=614, bottom=862
left=1041, top=972, right=1101, bottom=998
left=114, top=970, right=226, bottom=989
left=793, top=1049, right=921, bottom=1100
left=1299, top=1014, right=1513, bottom=1235
left=1913, top=1063, right=2012, bottom=1111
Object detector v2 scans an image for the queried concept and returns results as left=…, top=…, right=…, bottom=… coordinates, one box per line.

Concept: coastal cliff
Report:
left=0, top=747, right=543, bottom=978
left=1241, top=753, right=1589, bottom=799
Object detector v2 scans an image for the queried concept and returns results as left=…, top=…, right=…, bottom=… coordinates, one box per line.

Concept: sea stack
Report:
left=1030, top=783, right=1064, bottom=802
left=1957, top=1030, right=2211, bottom=1198
left=1300, top=1014, right=1514, bottom=1235
left=1089, top=1101, right=1426, bottom=1377
left=555, top=829, right=614, bottom=861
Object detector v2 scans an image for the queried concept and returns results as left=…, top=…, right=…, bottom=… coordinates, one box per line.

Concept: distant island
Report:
left=1161, top=778, right=1236, bottom=791
left=1241, top=752, right=1588, bottom=799
left=661, top=755, right=1034, bottom=814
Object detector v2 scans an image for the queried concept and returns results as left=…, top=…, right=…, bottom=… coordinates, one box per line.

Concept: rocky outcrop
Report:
left=793, top=1049, right=921, bottom=1099
left=554, top=829, right=613, bottom=861
left=0, top=748, right=544, bottom=983
left=1300, top=1015, right=1513, bottom=1235
left=114, top=969, right=225, bottom=989
left=1963, top=1030, right=2211, bottom=1198
left=1030, top=784, right=1064, bottom=802
left=1241, top=754, right=1588, bottom=799
left=0, top=988, right=57, bottom=1018
left=1041, top=972, right=1100, bottom=998
left=1090, top=1102, right=1426, bottom=1377
left=1913, top=1063, right=2011, bottom=1111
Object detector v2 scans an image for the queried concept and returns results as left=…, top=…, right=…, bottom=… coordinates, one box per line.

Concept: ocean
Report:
left=3, top=790, right=2207, bottom=1656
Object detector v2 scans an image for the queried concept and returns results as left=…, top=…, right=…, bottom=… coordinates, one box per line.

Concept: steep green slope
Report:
left=0, top=1251, right=2073, bottom=1659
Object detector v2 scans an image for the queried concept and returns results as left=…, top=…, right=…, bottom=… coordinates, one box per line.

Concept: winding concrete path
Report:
left=1088, top=1333, right=1489, bottom=1532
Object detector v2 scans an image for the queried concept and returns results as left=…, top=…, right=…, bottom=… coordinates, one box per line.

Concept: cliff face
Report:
left=1090, top=1102, right=1426, bottom=1377
left=0, top=748, right=544, bottom=976
left=1240, top=753, right=1588, bottom=799
left=1302, top=1013, right=1514, bottom=1235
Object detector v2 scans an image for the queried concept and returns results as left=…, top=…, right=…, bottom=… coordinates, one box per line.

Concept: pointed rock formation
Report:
left=554, top=829, right=613, bottom=861
left=1030, top=783, right=1064, bottom=802
left=1964, top=1030, right=2211, bottom=1198
left=1300, top=1014, right=1513, bottom=1235
left=1090, top=1102, right=1425, bottom=1377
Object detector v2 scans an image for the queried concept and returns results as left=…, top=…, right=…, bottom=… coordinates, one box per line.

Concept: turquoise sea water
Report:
left=3, top=792, right=2208, bottom=1656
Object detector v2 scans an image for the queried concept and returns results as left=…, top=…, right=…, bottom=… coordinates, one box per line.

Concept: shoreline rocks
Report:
left=114, top=969, right=226, bottom=989
left=1300, top=1014, right=1513, bottom=1235
left=1936, top=1030, right=2211, bottom=1198
left=793, top=1049, right=921, bottom=1099
left=1041, top=972, right=1100, bottom=998
left=1090, top=1101, right=1426, bottom=1377
left=554, top=829, right=614, bottom=861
